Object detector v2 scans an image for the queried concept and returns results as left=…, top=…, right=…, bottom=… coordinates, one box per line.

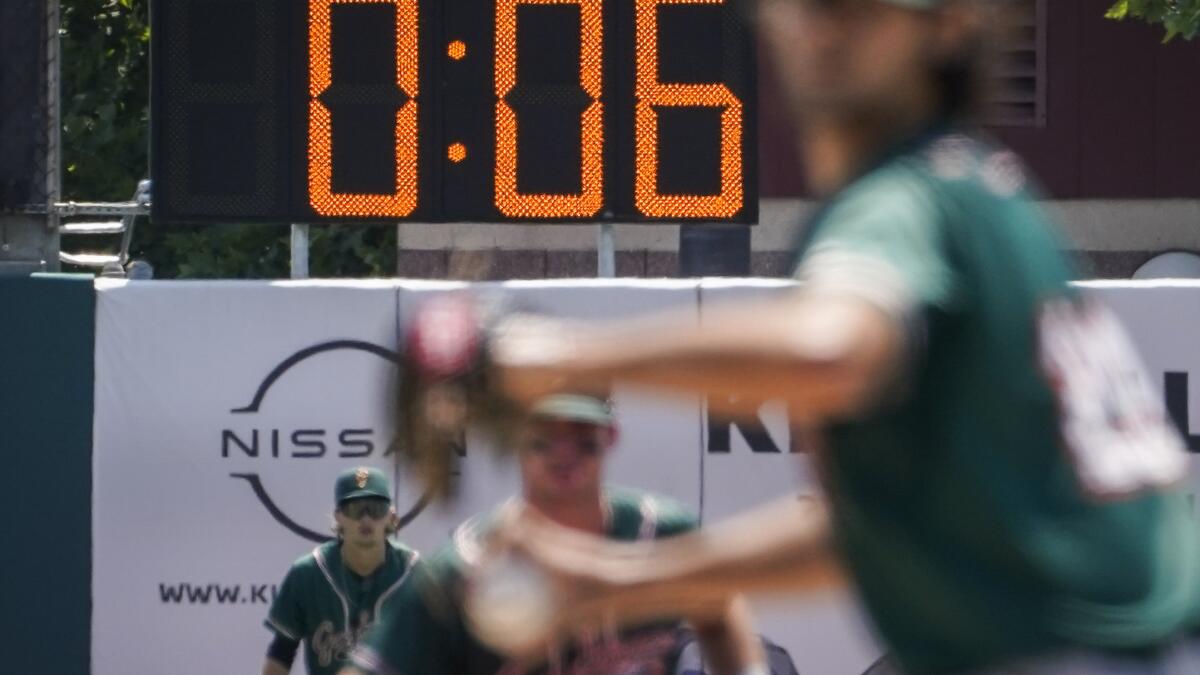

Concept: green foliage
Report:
left=61, top=0, right=148, bottom=202
left=1106, top=0, right=1200, bottom=41
left=59, top=0, right=396, bottom=278
left=159, top=223, right=397, bottom=279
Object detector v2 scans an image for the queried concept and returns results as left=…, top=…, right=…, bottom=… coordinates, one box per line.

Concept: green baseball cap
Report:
left=531, top=394, right=615, bottom=427
left=334, top=466, right=391, bottom=504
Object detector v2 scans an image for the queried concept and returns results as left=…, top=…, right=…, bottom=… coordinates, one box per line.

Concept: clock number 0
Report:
left=306, top=0, right=743, bottom=219
left=495, top=0, right=605, bottom=218
left=308, top=0, right=420, bottom=218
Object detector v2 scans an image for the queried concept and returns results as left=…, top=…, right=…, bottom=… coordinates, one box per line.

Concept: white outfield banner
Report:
left=92, top=278, right=1200, bottom=675
left=92, top=280, right=404, bottom=675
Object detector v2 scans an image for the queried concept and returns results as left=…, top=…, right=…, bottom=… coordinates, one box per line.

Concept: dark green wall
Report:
left=0, top=274, right=93, bottom=673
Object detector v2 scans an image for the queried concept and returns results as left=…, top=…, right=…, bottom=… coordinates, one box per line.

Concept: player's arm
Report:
left=494, top=289, right=904, bottom=423
left=261, top=633, right=298, bottom=675
left=498, top=495, right=843, bottom=642
left=689, top=596, right=767, bottom=675
left=637, top=502, right=767, bottom=675
left=492, top=179, right=948, bottom=426
left=263, top=562, right=306, bottom=675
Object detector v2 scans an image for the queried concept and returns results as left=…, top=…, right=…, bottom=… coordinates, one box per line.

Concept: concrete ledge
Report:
left=395, top=249, right=803, bottom=280
left=394, top=199, right=1200, bottom=253
left=391, top=199, right=1199, bottom=281
left=394, top=248, right=1157, bottom=281
left=1050, top=201, right=1200, bottom=251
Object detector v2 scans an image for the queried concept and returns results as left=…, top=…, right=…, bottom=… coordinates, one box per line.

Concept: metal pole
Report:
left=400, top=223, right=410, bottom=276
left=597, top=222, right=615, bottom=278
left=678, top=224, right=750, bottom=277
left=290, top=223, right=309, bottom=279
left=44, top=0, right=62, bottom=269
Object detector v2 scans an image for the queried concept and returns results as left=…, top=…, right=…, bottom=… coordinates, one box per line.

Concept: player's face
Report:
left=334, top=497, right=394, bottom=548
left=756, top=0, right=942, bottom=117
left=518, top=419, right=614, bottom=503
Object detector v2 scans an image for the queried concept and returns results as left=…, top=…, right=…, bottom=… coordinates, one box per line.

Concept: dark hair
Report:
left=934, top=46, right=982, bottom=121
left=932, top=0, right=999, bottom=123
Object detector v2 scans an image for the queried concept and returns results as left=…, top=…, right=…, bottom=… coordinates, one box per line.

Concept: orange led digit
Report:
left=308, top=0, right=419, bottom=217
left=634, top=0, right=743, bottom=218
left=494, top=0, right=604, bottom=218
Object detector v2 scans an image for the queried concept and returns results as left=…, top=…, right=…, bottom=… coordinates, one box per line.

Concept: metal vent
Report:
left=986, top=0, right=1046, bottom=127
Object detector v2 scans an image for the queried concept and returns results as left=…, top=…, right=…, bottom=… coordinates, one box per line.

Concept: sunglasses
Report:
left=340, top=499, right=390, bottom=520
left=525, top=435, right=602, bottom=456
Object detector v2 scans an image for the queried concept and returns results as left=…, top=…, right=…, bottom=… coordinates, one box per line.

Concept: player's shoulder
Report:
left=383, top=546, right=466, bottom=629
left=290, top=540, right=338, bottom=571
left=844, top=130, right=1027, bottom=203
left=385, top=539, right=424, bottom=581
left=906, top=130, right=1034, bottom=201
left=390, top=511, right=500, bottom=620
left=820, top=153, right=941, bottom=238
left=604, top=486, right=697, bottom=540
left=276, top=540, right=338, bottom=585
left=386, top=538, right=420, bottom=565
left=814, top=130, right=1035, bottom=252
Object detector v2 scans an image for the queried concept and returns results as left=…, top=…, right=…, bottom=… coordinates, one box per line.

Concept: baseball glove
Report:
left=392, top=292, right=524, bottom=501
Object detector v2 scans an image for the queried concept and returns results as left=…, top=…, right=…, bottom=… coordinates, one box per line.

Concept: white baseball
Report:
left=467, top=551, right=558, bottom=653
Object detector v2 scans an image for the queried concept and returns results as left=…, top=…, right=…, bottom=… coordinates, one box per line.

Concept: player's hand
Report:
left=464, top=506, right=728, bottom=660
left=463, top=506, right=623, bottom=660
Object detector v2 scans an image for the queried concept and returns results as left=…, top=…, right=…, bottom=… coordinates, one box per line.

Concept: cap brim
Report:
left=531, top=395, right=614, bottom=426
left=338, top=489, right=391, bottom=503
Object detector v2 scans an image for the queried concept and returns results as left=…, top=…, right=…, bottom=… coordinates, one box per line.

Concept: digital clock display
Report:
left=150, top=0, right=756, bottom=223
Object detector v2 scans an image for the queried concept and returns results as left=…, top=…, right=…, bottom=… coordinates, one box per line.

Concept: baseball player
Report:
left=262, top=467, right=420, bottom=675
left=343, top=394, right=772, bottom=675
left=397, top=1, right=1200, bottom=673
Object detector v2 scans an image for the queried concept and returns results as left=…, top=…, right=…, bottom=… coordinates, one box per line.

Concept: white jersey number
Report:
left=1037, top=298, right=1187, bottom=498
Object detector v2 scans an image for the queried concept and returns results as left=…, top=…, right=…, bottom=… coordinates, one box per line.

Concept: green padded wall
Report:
left=0, top=274, right=94, bottom=674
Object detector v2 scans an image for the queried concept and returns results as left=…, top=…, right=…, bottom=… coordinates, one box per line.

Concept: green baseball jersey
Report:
left=266, top=540, right=421, bottom=675
left=350, top=487, right=696, bottom=675
left=792, top=126, right=1200, bottom=674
